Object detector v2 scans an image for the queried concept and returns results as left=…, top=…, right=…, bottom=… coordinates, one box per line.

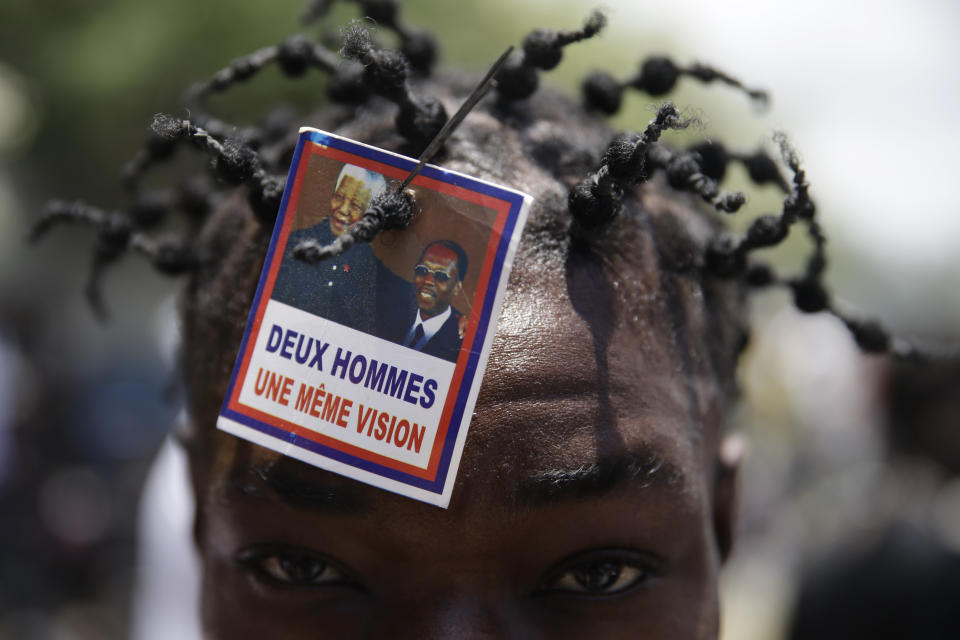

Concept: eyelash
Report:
left=234, top=546, right=658, bottom=598
left=236, top=546, right=362, bottom=591
left=536, top=550, right=662, bottom=597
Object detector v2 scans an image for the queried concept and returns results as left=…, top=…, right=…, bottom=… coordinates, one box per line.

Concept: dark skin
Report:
left=192, top=248, right=741, bottom=638
left=414, top=244, right=463, bottom=319
left=177, top=79, right=746, bottom=638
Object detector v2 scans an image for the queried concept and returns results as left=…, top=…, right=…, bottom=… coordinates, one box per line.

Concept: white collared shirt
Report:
left=406, top=305, right=452, bottom=346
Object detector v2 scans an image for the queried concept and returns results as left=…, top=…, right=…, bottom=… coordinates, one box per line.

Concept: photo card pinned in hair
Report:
left=217, top=128, right=532, bottom=507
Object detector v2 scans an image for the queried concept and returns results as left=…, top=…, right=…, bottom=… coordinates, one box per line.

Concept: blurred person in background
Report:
left=789, top=356, right=960, bottom=639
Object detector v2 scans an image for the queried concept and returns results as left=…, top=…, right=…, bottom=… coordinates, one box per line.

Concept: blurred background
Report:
left=0, top=0, right=957, bottom=637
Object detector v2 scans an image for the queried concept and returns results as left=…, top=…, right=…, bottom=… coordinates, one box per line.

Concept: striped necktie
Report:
left=406, top=324, right=425, bottom=349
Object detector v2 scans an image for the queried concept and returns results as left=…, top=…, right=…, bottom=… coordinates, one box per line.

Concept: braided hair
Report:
left=31, top=1, right=924, bottom=458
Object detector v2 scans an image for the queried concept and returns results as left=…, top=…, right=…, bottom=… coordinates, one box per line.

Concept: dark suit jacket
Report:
left=271, top=220, right=408, bottom=336
left=387, top=305, right=463, bottom=364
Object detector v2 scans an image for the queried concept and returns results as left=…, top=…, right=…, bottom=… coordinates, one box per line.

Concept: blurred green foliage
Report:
left=0, top=0, right=720, bottom=206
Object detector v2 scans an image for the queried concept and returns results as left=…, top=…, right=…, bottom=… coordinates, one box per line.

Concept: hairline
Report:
left=335, top=163, right=387, bottom=198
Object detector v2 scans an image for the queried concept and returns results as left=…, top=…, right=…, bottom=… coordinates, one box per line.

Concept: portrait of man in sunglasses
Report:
left=385, top=239, right=468, bottom=363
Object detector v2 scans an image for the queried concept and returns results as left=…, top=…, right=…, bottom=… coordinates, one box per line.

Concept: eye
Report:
left=414, top=265, right=451, bottom=282
left=537, top=550, right=660, bottom=597
left=552, top=562, right=642, bottom=593
left=237, top=546, right=360, bottom=590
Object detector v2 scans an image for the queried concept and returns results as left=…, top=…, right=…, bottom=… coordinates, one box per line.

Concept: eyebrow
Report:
left=514, top=447, right=685, bottom=509
left=227, top=460, right=372, bottom=516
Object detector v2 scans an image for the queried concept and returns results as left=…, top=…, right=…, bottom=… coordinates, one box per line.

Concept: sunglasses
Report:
left=414, top=264, right=455, bottom=283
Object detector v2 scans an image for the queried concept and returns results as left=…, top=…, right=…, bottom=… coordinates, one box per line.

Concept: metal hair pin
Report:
left=398, top=45, right=514, bottom=191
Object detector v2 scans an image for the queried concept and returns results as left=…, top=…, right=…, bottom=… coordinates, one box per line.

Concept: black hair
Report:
left=582, top=56, right=768, bottom=116
left=31, top=1, right=935, bottom=446
left=494, top=9, right=607, bottom=102
left=418, top=239, right=468, bottom=282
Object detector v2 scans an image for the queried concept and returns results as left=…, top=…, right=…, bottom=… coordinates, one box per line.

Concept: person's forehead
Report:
left=211, top=273, right=704, bottom=492
left=459, top=279, right=705, bottom=497
left=335, top=175, right=368, bottom=195
left=208, top=227, right=717, bottom=515
left=421, top=245, right=457, bottom=267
